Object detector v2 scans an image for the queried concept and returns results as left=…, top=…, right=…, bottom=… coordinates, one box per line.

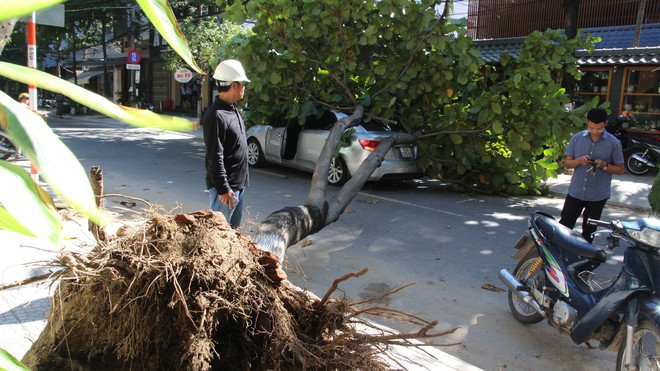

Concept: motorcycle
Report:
left=55, top=95, right=71, bottom=118
left=0, top=131, right=16, bottom=160
left=626, top=138, right=660, bottom=176
left=499, top=211, right=660, bottom=371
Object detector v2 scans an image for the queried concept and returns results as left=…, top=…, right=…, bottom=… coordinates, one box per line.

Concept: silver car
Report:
left=246, top=110, right=422, bottom=186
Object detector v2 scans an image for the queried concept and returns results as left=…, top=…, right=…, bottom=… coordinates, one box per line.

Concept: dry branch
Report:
left=317, top=267, right=369, bottom=308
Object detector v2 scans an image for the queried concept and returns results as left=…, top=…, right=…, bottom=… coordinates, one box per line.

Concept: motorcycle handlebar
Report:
left=587, top=218, right=626, bottom=234
left=587, top=218, right=611, bottom=228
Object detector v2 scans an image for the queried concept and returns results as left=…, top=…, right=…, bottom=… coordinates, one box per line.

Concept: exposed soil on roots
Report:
left=21, top=209, right=451, bottom=370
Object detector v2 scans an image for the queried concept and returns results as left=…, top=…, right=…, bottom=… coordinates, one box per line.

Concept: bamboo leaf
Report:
left=0, top=62, right=197, bottom=132
left=135, top=0, right=203, bottom=74
left=0, top=206, right=37, bottom=239
left=0, top=90, right=109, bottom=227
left=1, top=0, right=64, bottom=21
left=0, top=161, right=61, bottom=244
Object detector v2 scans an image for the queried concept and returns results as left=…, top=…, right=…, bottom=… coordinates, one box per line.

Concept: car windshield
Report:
left=360, top=121, right=405, bottom=132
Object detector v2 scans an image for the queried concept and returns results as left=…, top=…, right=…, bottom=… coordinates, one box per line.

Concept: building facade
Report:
left=469, top=0, right=660, bottom=130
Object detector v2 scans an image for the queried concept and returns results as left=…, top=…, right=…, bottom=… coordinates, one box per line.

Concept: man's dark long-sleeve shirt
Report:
left=203, top=97, right=249, bottom=194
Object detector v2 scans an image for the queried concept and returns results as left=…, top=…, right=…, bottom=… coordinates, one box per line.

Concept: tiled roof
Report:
left=576, top=47, right=660, bottom=65
left=476, top=37, right=525, bottom=63
left=475, top=23, right=660, bottom=65
left=587, top=23, right=660, bottom=49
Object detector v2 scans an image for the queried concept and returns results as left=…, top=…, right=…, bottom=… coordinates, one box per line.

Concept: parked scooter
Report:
left=500, top=211, right=660, bottom=371
left=0, top=131, right=16, bottom=160
left=625, top=138, right=660, bottom=176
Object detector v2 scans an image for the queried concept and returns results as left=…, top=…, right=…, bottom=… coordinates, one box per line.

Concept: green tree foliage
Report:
left=225, top=0, right=598, bottom=195
left=161, top=13, right=251, bottom=74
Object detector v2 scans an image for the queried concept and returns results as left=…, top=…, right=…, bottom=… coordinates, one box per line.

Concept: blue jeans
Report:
left=209, top=187, right=245, bottom=229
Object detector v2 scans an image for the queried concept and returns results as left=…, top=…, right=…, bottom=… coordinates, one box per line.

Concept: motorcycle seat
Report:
left=534, top=214, right=607, bottom=264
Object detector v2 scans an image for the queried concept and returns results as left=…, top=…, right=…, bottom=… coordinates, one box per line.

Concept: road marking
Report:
left=253, top=168, right=464, bottom=217
left=358, top=191, right=465, bottom=217
left=253, top=168, right=292, bottom=179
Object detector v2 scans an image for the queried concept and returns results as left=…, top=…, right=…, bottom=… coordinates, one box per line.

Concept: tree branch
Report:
left=305, top=105, right=364, bottom=208
left=418, top=127, right=488, bottom=139
left=326, top=132, right=417, bottom=223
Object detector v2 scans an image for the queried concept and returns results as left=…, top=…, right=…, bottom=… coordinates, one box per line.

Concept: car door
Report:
left=296, top=111, right=337, bottom=170
left=263, top=115, right=287, bottom=163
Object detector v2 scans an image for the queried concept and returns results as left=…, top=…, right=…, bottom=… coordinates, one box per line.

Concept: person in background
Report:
left=559, top=107, right=625, bottom=243
left=185, top=84, right=193, bottom=109
left=202, top=59, right=250, bottom=229
left=18, top=92, right=48, bottom=118
left=180, top=84, right=189, bottom=110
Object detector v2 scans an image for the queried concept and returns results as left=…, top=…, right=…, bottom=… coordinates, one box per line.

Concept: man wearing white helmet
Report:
left=203, top=59, right=251, bottom=228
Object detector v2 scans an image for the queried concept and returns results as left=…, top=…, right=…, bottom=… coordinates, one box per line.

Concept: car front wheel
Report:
left=247, top=138, right=265, bottom=167
left=328, top=157, right=350, bottom=186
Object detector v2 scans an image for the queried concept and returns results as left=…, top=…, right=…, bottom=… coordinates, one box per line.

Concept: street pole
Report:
left=633, top=0, right=648, bottom=47
left=27, top=12, right=39, bottom=181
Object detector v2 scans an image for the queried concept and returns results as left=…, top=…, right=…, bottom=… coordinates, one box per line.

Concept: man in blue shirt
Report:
left=559, top=108, right=625, bottom=243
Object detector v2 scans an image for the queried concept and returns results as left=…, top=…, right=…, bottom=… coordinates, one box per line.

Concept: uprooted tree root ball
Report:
left=22, top=210, right=452, bottom=370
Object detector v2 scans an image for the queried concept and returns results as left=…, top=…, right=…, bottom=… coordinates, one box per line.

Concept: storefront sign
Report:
left=174, top=68, right=193, bottom=83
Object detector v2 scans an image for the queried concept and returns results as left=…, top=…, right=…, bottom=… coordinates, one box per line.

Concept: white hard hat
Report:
left=213, top=59, right=250, bottom=86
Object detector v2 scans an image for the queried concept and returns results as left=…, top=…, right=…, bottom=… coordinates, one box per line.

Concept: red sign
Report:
left=127, top=50, right=141, bottom=64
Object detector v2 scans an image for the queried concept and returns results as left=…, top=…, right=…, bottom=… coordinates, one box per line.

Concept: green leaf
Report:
left=552, top=122, right=563, bottom=139
left=1, top=0, right=64, bottom=21
left=135, top=0, right=203, bottom=74
left=0, top=161, right=61, bottom=244
left=270, top=72, right=282, bottom=84
left=491, top=102, right=502, bottom=115
left=545, top=162, right=559, bottom=170
left=0, top=63, right=196, bottom=132
left=492, top=121, right=504, bottom=134
left=0, top=91, right=109, bottom=228
left=0, top=206, right=37, bottom=238
left=360, top=94, right=372, bottom=106
left=301, top=101, right=317, bottom=116
left=492, top=174, right=505, bottom=187
left=449, top=134, right=463, bottom=145
left=0, top=347, right=30, bottom=371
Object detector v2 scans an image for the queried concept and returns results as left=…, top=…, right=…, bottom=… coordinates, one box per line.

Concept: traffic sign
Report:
left=127, top=49, right=141, bottom=64
left=126, top=64, right=141, bottom=70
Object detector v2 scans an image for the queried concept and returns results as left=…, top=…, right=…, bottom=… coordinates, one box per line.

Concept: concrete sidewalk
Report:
left=545, top=171, right=654, bottom=212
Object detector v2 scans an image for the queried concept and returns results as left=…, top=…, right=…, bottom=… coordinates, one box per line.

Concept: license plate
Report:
left=399, top=146, right=413, bottom=159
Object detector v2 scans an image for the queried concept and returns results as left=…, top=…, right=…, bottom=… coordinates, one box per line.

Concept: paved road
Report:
left=7, top=115, right=654, bottom=370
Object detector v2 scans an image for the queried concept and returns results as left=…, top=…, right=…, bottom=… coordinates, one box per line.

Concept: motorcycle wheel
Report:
left=616, top=320, right=660, bottom=371
left=625, top=147, right=653, bottom=176
left=508, top=251, right=545, bottom=324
